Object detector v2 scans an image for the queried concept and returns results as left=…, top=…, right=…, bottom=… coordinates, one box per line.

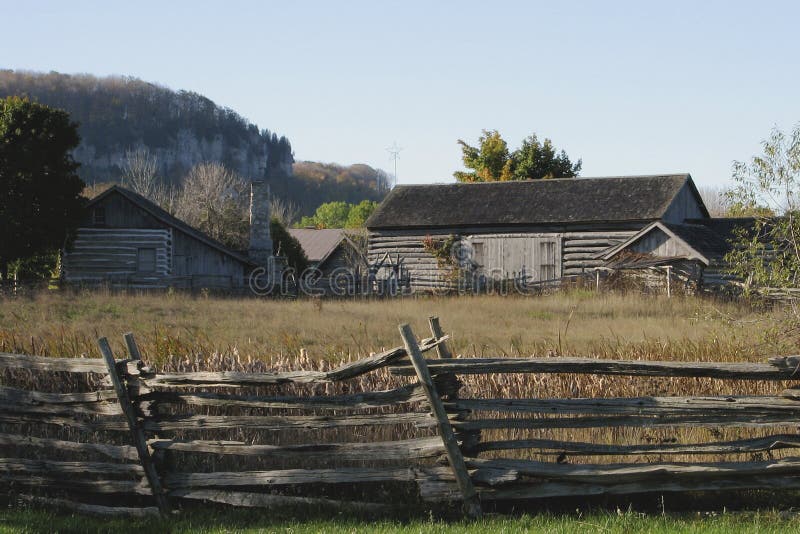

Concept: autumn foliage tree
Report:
left=0, top=97, right=85, bottom=280
left=455, top=129, right=581, bottom=182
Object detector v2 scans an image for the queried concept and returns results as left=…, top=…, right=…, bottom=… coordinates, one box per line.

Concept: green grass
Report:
left=3, top=508, right=800, bottom=534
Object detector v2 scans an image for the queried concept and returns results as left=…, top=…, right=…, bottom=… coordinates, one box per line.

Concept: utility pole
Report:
left=386, top=141, right=403, bottom=185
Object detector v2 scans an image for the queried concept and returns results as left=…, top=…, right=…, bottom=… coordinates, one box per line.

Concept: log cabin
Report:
left=61, top=182, right=275, bottom=290
left=365, top=174, right=716, bottom=292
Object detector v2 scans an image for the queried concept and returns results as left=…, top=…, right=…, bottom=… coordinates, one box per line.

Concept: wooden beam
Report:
left=169, top=489, right=389, bottom=512
left=18, top=494, right=158, bottom=517
left=98, top=337, right=169, bottom=514
left=0, top=432, right=138, bottom=461
left=474, top=434, right=800, bottom=456
left=148, top=436, right=445, bottom=461
left=391, top=356, right=800, bottom=380
left=0, top=352, right=107, bottom=373
left=399, top=323, right=481, bottom=519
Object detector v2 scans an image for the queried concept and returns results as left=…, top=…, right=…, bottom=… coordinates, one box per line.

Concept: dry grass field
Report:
left=0, top=289, right=787, bottom=363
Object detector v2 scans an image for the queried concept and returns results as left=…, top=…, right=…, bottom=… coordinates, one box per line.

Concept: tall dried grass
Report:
left=0, top=290, right=797, bottom=469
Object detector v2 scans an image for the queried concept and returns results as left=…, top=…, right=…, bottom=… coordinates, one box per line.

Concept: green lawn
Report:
left=2, top=508, right=800, bottom=534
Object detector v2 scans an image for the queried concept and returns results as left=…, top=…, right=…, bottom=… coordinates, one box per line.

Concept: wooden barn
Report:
left=61, top=184, right=273, bottom=290
left=288, top=228, right=362, bottom=295
left=365, top=174, right=712, bottom=292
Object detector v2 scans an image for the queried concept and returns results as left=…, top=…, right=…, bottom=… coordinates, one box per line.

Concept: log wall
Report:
left=368, top=227, right=639, bottom=290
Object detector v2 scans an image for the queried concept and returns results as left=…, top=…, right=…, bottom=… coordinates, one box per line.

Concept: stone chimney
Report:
left=248, top=180, right=273, bottom=267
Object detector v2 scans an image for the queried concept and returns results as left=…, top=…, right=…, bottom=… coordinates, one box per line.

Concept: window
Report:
left=539, top=241, right=556, bottom=281
left=137, top=248, right=156, bottom=273
left=92, top=207, right=106, bottom=227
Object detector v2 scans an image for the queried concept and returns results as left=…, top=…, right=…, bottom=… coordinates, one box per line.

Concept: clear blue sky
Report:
left=3, top=0, right=799, bottom=188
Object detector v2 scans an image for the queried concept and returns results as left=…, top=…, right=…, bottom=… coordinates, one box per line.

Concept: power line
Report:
left=386, top=141, right=403, bottom=185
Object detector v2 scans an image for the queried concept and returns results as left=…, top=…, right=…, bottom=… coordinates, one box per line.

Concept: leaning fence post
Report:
left=428, top=316, right=453, bottom=360
left=428, top=316, right=480, bottom=453
left=98, top=337, right=169, bottom=514
left=399, top=323, right=482, bottom=519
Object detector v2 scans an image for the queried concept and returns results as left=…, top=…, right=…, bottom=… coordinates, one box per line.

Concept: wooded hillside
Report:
left=0, top=70, right=390, bottom=215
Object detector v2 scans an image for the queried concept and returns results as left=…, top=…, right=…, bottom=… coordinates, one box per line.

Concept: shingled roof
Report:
left=366, top=174, right=705, bottom=230
left=288, top=228, right=347, bottom=265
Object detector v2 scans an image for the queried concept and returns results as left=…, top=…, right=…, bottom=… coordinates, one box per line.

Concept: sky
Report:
left=3, top=0, right=800, bottom=189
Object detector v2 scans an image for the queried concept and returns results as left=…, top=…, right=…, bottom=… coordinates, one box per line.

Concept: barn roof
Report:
left=86, top=185, right=256, bottom=266
left=287, top=228, right=348, bottom=265
left=602, top=218, right=761, bottom=265
left=366, top=174, right=705, bottom=230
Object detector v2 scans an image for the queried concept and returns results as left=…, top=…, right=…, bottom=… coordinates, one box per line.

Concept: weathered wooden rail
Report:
left=3, top=317, right=800, bottom=518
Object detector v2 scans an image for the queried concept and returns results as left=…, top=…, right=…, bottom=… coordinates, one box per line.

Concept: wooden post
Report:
left=429, top=316, right=479, bottom=451
left=666, top=265, right=672, bottom=298
left=98, top=337, right=169, bottom=514
left=398, top=324, right=481, bottom=519
left=123, top=332, right=143, bottom=361
left=595, top=269, right=600, bottom=291
left=428, top=316, right=452, bottom=360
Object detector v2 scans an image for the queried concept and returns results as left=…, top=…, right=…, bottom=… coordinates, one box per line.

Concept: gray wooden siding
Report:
left=629, top=228, right=695, bottom=258
left=663, top=183, right=706, bottom=223
left=171, top=230, right=248, bottom=287
left=62, top=228, right=171, bottom=281
left=464, top=234, right=562, bottom=281
left=84, top=194, right=162, bottom=228
left=368, top=227, right=639, bottom=290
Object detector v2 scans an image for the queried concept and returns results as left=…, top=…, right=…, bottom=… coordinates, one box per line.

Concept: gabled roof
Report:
left=601, top=218, right=760, bottom=265
left=366, top=174, right=706, bottom=230
left=86, top=185, right=256, bottom=266
left=288, top=228, right=351, bottom=265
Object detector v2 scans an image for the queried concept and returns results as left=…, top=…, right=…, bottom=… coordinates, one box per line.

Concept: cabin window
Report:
left=539, top=241, right=556, bottom=281
left=137, top=248, right=157, bottom=273
left=92, top=207, right=106, bottom=227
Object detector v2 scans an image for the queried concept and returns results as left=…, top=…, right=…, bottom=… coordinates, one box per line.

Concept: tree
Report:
left=454, top=129, right=581, bottom=182
left=297, top=200, right=379, bottom=229
left=299, top=201, right=350, bottom=229
left=725, top=124, right=800, bottom=291
left=269, top=195, right=300, bottom=226
left=0, top=96, right=85, bottom=280
left=270, top=218, right=308, bottom=273
left=345, top=200, right=379, bottom=228
left=175, top=162, right=249, bottom=250
left=511, top=134, right=581, bottom=180
left=454, top=130, right=513, bottom=182
left=121, top=147, right=176, bottom=212
left=699, top=186, right=732, bottom=217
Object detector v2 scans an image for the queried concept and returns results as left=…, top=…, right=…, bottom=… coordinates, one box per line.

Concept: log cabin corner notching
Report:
left=61, top=186, right=265, bottom=290
left=365, top=174, right=715, bottom=292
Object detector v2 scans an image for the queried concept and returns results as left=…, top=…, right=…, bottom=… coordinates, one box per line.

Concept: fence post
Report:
left=398, top=324, right=482, bottom=519
left=98, top=337, right=169, bottom=514
left=428, top=317, right=479, bottom=453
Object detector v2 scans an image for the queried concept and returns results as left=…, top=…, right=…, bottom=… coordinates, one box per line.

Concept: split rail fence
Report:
left=3, top=318, right=800, bottom=518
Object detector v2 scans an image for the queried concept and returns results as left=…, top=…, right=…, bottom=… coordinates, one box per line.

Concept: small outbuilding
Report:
left=288, top=228, right=363, bottom=295
left=601, top=218, right=759, bottom=290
